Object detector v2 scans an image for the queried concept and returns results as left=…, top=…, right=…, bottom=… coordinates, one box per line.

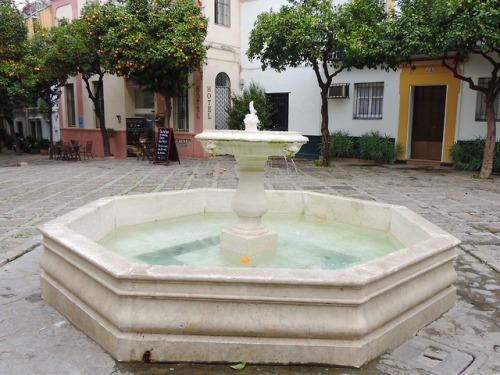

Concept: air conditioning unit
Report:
left=328, top=84, right=349, bottom=99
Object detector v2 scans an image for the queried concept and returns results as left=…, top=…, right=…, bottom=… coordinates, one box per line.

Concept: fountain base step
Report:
left=38, top=189, right=460, bottom=367
left=40, top=272, right=456, bottom=367
left=220, top=229, right=278, bottom=257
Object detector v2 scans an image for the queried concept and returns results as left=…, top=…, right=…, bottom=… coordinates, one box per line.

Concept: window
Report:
left=475, top=78, right=500, bottom=121
left=175, top=89, right=189, bottom=132
left=30, top=120, right=42, bottom=138
left=267, top=93, right=289, bottom=131
left=354, top=82, right=384, bottom=119
left=93, top=81, right=104, bottom=128
left=215, top=0, right=230, bottom=26
left=65, top=84, right=76, bottom=127
left=134, top=89, right=154, bottom=109
left=215, top=72, right=231, bottom=130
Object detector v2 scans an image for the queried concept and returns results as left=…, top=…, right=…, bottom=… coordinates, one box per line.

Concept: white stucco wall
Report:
left=202, top=0, right=241, bottom=130
left=240, top=0, right=400, bottom=137
left=455, top=54, right=500, bottom=141
left=328, top=69, right=401, bottom=138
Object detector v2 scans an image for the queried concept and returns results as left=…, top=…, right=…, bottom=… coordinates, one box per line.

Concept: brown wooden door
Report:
left=411, top=86, right=446, bottom=160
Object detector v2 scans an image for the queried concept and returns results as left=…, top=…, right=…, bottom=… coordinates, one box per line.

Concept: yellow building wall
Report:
left=398, top=61, right=461, bottom=163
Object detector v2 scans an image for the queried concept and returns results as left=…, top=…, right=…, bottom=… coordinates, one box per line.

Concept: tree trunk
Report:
left=98, top=112, right=111, bottom=157
left=7, top=119, right=21, bottom=155
left=320, top=88, right=331, bottom=167
left=479, top=96, right=497, bottom=178
left=82, top=74, right=111, bottom=157
left=164, top=95, right=172, bottom=128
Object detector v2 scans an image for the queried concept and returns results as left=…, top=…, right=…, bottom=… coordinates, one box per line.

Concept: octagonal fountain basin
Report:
left=39, top=189, right=459, bottom=367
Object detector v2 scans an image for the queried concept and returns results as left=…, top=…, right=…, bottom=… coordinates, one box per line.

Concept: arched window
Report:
left=215, top=73, right=231, bottom=130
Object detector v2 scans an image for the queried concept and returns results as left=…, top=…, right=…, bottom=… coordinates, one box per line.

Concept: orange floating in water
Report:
left=316, top=218, right=324, bottom=224
left=240, top=256, right=250, bottom=263
left=219, top=170, right=224, bottom=174
left=208, top=170, right=214, bottom=176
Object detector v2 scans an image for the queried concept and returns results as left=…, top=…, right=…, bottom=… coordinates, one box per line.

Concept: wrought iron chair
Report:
left=81, top=140, right=93, bottom=160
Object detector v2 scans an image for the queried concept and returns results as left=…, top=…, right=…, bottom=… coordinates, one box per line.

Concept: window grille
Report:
left=475, top=78, right=500, bottom=121
left=267, top=93, right=289, bottom=131
left=215, top=0, right=230, bottom=26
left=65, top=84, right=76, bottom=127
left=354, top=82, right=384, bottom=119
left=215, top=72, right=231, bottom=130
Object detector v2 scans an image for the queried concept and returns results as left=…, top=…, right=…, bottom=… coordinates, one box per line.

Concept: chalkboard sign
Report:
left=153, top=127, right=180, bottom=165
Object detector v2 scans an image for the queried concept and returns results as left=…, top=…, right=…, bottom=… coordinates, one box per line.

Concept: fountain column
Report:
left=220, top=153, right=278, bottom=257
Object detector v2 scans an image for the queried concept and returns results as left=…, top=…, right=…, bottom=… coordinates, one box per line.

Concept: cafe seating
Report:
left=61, top=142, right=81, bottom=161
left=81, top=141, right=93, bottom=160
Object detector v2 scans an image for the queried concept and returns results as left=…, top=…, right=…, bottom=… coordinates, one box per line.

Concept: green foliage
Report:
left=39, top=138, right=50, bottom=149
left=358, top=131, right=401, bottom=164
left=392, top=0, right=500, bottom=177
left=0, top=0, right=33, bottom=121
left=28, top=24, right=72, bottom=113
left=450, top=138, right=500, bottom=173
left=226, top=82, right=275, bottom=131
left=24, top=136, right=40, bottom=151
left=329, top=130, right=358, bottom=158
left=319, top=130, right=401, bottom=163
left=102, top=0, right=209, bottom=102
left=247, top=0, right=397, bottom=167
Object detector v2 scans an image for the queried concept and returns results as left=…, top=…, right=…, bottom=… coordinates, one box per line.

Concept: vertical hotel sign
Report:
left=206, top=85, right=212, bottom=120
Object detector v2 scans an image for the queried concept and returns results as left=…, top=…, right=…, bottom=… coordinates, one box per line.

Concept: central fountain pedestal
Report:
left=220, top=154, right=278, bottom=257
left=196, top=103, right=308, bottom=259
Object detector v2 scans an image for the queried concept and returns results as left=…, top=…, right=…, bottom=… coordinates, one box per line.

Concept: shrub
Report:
left=329, top=130, right=358, bottom=158
left=24, top=136, right=40, bottom=152
left=359, top=131, right=401, bottom=164
left=450, top=138, right=500, bottom=173
left=226, top=82, right=275, bottom=131
left=39, top=138, right=50, bottom=149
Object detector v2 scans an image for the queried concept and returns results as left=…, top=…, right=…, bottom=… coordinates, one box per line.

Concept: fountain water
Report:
left=39, top=103, right=459, bottom=367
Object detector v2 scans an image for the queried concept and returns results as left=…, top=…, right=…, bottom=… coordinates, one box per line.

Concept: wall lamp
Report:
left=116, top=114, right=122, bottom=124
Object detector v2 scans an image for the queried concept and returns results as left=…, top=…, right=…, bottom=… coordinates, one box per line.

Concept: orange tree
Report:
left=392, top=0, right=500, bottom=178
left=0, top=0, right=33, bottom=153
left=28, top=25, right=74, bottom=144
left=51, top=2, right=121, bottom=156
left=101, top=0, right=209, bottom=127
left=247, top=0, right=396, bottom=166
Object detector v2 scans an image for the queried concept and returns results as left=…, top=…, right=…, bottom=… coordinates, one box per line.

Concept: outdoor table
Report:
left=61, top=143, right=81, bottom=161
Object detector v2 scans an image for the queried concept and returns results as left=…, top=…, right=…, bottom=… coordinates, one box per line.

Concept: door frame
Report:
left=397, top=60, right=460, bottom=163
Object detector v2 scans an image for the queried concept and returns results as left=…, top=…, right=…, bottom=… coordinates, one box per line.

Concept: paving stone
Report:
left=0, top=151, right=499, bottom=374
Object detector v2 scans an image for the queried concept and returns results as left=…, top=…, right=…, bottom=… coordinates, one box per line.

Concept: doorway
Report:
left=410, top=86, right=446, bottom=160
left=215, top=72, right=231, bottom=130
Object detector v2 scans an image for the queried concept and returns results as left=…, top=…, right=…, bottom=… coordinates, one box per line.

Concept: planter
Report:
left=333, top=157, right=377, bottom=165
left=30, top=148, right=41, bottom=154
left=40, top=148, right=49, bottom=155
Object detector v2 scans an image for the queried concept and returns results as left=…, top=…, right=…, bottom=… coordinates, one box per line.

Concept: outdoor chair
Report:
left=81, top=141, right=93, bottom=160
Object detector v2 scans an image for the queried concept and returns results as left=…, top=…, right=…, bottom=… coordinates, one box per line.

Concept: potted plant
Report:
left=24, top=136, right=41, bottom=154
left=39, top=138, right=51, bottom=155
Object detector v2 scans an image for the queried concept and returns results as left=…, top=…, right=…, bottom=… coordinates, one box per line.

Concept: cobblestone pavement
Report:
left=0, top=150, right=499, bottom=375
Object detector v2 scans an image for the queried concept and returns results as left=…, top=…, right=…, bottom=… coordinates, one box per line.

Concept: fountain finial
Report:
left=244, top=101, right=259, bottom=131
left=249, top=101, right=257, bottom=115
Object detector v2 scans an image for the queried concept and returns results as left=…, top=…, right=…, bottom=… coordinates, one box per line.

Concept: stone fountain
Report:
left=39, top=103, right=459, bottom=367
left=195, top=102, right=308, bottom=260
